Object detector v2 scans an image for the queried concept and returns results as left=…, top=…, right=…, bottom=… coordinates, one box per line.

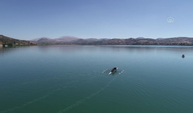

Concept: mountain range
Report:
left=1, top=34, right=193, bottom=46
left=34, top=36, right=193, bottom=45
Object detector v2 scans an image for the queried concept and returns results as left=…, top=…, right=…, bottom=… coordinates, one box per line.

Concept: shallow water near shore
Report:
left=1, top=45, right=193, bottom=113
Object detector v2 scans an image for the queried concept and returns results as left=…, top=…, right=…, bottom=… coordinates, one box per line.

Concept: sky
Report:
left=0, top=0, right=193, bottom=40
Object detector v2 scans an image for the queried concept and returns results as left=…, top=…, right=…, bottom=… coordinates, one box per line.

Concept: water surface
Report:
left=0, top=45, right=193, bottom=113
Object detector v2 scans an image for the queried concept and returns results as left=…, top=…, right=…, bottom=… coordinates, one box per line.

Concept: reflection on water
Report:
left=1, top=45, right=192, bottom=54
left=101, top=45, right=193, bottom=53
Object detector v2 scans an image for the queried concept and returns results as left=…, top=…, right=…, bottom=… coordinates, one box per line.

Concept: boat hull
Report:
left=109, top=67, right=118, bottom=75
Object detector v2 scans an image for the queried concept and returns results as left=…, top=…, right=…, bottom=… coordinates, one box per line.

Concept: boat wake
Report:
left=57, top=76, right=117, bottom=113
left=0, top=73, right=100, bottom=113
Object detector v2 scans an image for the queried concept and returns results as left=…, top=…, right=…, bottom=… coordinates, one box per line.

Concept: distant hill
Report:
left=34, top=36, right=193, bottom=45
left=156, top=37, right=193, bottom=45
left=35, top=36, right=80, bottom=44
left=56, top=36, right=79, bottom=42
left=0, top=35, right=37, bottom=46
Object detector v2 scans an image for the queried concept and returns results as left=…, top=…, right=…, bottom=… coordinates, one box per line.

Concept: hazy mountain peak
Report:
left=56, top=36, right=79, bottom=42
left=37, top=37, right=52, bottom=41
left=136, top=37, right=145, bottom=39
left=58, top=36, right=78, bottom=39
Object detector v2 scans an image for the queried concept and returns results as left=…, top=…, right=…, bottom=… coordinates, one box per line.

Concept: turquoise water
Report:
left=1, top=45, right=193, bottom=113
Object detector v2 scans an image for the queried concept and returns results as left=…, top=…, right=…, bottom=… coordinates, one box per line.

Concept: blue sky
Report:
left=0, top=0, right=193, bottom=40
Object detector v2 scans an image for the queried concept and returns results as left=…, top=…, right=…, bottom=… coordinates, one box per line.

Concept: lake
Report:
left=0, top=45, right=193, bottom=113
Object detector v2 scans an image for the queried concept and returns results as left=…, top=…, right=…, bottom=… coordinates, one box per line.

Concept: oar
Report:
left=119, top=70, right=124, bottom=74
left=102, top=69, right=108, bottom=73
